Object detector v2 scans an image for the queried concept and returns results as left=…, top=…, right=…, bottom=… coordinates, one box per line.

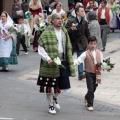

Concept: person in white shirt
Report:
left=37, top=13, right=75, bottom=114
left=96, top=0, right=113, bottom=51
left=51, top=2, right=65, bottom=16
left=16, top=16, right=28, bottom=55
left=74, top=36, right=103, bottom=111
left=86, top=0, right=99, bottom=8
left=71, top=2, right=84, bottom=18
left=86, top=0, right=98, bottom=12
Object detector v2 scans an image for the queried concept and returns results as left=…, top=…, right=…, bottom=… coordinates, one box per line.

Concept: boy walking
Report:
left=16, top=16, right=28, bottom=55
left=74, top=36, right=103, bottom=111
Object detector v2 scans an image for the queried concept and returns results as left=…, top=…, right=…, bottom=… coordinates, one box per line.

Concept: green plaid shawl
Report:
left=38, top=25, right=75, bottom=77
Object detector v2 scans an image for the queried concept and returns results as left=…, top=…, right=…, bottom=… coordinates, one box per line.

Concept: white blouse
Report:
left=51, top=9, right=65, bottom=16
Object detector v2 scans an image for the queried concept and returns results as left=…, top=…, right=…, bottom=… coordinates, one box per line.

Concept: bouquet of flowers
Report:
left=8, top=25, right=23, bottom=38
left=53, top=57, right=65, bottom=69
left=8, top=26, right=18, bottom=33
left=111, top=7, right=118, bottom=12
left=39, top=19, right=46, bottom=31
left=95, top=58, right=115, bottom=84
left=96, top=58, right=115, bottom=72
left=25, top=11, right=31, bottom=19
left=101, top=58, right=115, bottom=72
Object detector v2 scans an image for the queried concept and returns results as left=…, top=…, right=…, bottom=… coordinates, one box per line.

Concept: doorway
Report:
left=0, top=0, right=3, bottom=14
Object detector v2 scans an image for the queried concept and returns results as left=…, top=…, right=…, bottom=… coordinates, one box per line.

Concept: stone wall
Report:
left=59, top=0, right=69, bottom=11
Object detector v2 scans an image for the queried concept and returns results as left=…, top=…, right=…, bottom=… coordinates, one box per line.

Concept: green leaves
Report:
left=96, top=57, right=115, bottom=72
left=103, top=57, right=115, bottom=72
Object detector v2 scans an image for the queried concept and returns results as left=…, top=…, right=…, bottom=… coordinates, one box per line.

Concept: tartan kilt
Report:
left=37, top=61, right=70, bottom=94
left=37, top=75, right=61, bottom=94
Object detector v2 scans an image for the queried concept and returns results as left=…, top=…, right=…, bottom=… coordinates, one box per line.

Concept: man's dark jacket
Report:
left=66, top=17, right=90, bottom=51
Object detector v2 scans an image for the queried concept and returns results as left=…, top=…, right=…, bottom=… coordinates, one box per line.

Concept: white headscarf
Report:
left=29, top=0, right=43, bottom=9
left=0, top=11, right=13, bottom=25
left=0, top=11, right=14, bottom=36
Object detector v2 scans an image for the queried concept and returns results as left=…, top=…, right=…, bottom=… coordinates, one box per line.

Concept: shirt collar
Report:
left=77, top=16, right=81, bottom=23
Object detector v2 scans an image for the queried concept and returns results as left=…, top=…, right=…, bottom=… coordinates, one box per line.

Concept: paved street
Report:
left=0, top=31, right=120, bottom=120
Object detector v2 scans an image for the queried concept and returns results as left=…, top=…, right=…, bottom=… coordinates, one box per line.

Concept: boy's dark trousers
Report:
left=85, top=72, right=98, bottom=107
left=16, top=35, right=27, bottom=55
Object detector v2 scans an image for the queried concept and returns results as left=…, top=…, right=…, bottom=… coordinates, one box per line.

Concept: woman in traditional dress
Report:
left=87, top=11, right=102, bottom=50
left=29, top=0, right=43, bottom=30
left=51, top=2, right=66, bottom=16
left=0, top=11, right=18, bottom=71
left=107, top=0, right=120, bottom=32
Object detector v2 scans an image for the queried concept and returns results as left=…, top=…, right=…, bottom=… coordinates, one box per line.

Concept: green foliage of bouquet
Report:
left=102, top=58, right=115, bottom=72
left=39, top=19, right=46, bottom=31
left=8, top=26, right=18, bottom=33
left=96, top=58, right=115, bottom=72
left=111, top=7, right=118, bottom=12
left=25, top=11, right=31, bottom=19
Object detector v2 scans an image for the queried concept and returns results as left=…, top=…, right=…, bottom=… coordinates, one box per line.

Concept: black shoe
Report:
left=0, top=67, right=6, bottom=72
left=102, top=48, right=105, bottom=51
left=79, top=74, right=86, bottom=80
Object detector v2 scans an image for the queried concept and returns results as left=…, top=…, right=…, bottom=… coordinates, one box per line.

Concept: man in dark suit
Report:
left=66, top=6, right=90, bottom=80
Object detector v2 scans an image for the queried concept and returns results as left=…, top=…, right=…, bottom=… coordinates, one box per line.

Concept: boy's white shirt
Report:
left=17, top=23, right=29, bottom=34
left=74, top=50, right=103, bottom=65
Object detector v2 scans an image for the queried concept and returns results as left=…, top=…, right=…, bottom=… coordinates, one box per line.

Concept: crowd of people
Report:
left=0, top=0, right=119, bottom=115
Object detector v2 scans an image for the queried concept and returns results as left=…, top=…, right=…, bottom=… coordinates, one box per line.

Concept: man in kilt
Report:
left=37, top=13, right=75, bottom=114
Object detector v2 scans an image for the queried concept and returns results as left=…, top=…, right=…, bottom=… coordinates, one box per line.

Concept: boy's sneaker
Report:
left=25, top=52, right=28, bottom=55
left=0, top=67, right=5, bottom=71
left=5, top=67, right=9, bottom=72
left=87, top=106, right=94, bottom=111
left=48, top=106, right=56, bottom=114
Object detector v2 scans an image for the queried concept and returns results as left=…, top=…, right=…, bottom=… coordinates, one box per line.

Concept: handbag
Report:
left=16, top=10, right=23, bottom=16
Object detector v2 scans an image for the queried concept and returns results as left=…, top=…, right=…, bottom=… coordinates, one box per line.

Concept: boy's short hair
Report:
left=17, top=16, right=24, bottom=21
left=88, top=36, right=97, bottom=44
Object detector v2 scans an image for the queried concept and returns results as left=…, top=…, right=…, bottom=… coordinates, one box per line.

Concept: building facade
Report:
left=0, top=0, right=30, bottom=16
left=0, top=0, right=68, bottom=16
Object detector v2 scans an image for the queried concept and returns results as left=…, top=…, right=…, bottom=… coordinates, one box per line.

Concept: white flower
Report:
left=74, top=59, right=79, bottom=66
left=40, top=23, right=45, bottom=28
left=106, top=65, right=111, bottom=70
left=101, top=62, right=110, bottom=70
left=25, top=11, right=31, bottom=14
left=14, top=27, right=18, bottom=32
left=53, top=57, right=61, bottom=65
